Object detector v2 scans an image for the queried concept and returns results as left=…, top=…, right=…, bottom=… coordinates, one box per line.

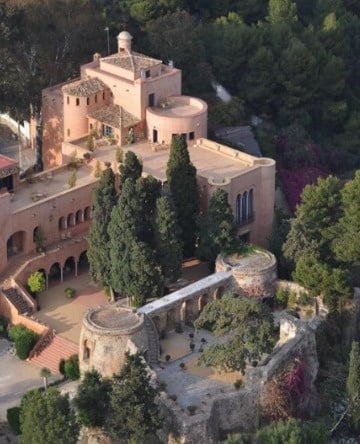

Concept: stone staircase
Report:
left=144, top=315, right=160, bottom=367
left=2, top=286, right=34, bottom=315
left=29, top=336, right=79, bottom=375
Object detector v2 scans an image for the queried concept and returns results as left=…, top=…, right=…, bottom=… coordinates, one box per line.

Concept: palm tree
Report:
left=40, top=368, right=51, bottom=391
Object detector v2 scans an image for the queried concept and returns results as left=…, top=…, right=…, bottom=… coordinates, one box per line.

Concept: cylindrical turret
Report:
left=117, top=31, right=133, bottom=53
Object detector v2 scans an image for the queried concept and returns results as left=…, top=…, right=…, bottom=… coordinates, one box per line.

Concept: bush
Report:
left=298, top=291, right=311, bottom=306
left=86, top=134, right=94, bottom=152
left=0, top=315, right=9, bottom=336
left=165, top=354, right=171, bottom=362
left=115, top=146, right=123, bottom=163
left=64, top=354, right=80, bottom=380
left=275, top=287, right=288, bottom=307
left=7, top=406, right=21, bottom=435
left=187, top=405, right=197, bottom=415
left=287, top=291, right=297, bottom=308
left=64, top=287, right=76, bottom=298
left=68, top=169, right=77, bottom=188
left=179, top=362, right=186, bottom=370
left=59, top=358, right=66, bottom=376
left=83, top=152, right=91, bottom=161
left=169, top=394, right=177, bottom=401
left=234, top=379, right=243, bottom=390
left=8, top=324, right=38, bottom=360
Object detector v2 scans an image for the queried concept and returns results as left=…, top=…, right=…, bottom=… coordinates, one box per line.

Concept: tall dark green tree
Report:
left=197, top=188, right=237, bottom=269
left=136, top=175, right=161, bottom=245
left=87, top=167, right=117, bottom=286
left=74, top=370, right=112, bottom=428
left=20, top=388, right=78, bottom=444
left=153, top=196, right=183, bottom=282
left=334, top=170, right=360, bottom=268
left=347, top=341, right=360, bottom=431
left=166, top=134, right=199, bottom=257
left=106, top=352, right=162, bottom=442
left=119, top=151, right=143, bottom=186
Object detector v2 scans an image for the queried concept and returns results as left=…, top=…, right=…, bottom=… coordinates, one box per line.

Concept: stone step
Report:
left=29, top=335, right=79, bottom=375
left=2, top=287, right=33, bottom=315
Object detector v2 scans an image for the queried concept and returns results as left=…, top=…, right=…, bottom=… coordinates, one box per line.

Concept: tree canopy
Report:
left=194, top=294, right=277, bottom=372
left=106, top=351, right=162, bottom=442
left=20, top=388, right=78, bottom=444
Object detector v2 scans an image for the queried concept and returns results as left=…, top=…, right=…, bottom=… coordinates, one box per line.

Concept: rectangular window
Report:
left=145, top=70, right=151, bottom=78
left=89, top=123, right=93, bottom=130
left=86, top=97, right=89, bottom=106
left=67, top=129, right=70, bottom=137
left=76, top=98, right=80, bottom=106
left=189, top=131, right=195, bottom=140
left=95, top=94, right=97, bottom=103
left=103, top=125, right=113, bottom=136
left=102, top=92, right=105, bottom=100
left=67, top=96, right=69, bottom=105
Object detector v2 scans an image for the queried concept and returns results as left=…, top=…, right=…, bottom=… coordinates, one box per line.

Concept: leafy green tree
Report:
left=106, top=352, right=161, bottom=443
left=119, top=151, right=142, bottom=186
left=194, top=294, right=277, bottom=372
left=27, top=271, right=46, bottom=294
left=20, top=388, right=78, bottom=444
left=87, top=168, right=117, bottom=286
left=74, top=370, right=112, bottom=428
left=334, top=170, right=360, bottom=268
left=268, top=0, right=298, bottom=24
left=197, top=188, right=237, bottom=269
left=8, top=324, right=38, bottom=360
left=166, top=135, right=199, bottom=257
left=256, top=418, right=329, bottom=443
left=283, top=176, right=342, bottom=266
left=347, top=341, right=360, bottom=431
left=153, top=196, right=183, bottom=282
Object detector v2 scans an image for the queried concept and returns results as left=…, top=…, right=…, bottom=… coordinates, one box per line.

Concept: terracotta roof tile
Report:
left=88, top=104, right=140, bottom=129
left=102, top=51, right=161, bottom=72
left=62, top=78, right=107, bottom=97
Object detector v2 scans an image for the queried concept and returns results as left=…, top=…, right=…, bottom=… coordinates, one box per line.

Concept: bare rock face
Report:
left=78, top=427, right=112, bottom=444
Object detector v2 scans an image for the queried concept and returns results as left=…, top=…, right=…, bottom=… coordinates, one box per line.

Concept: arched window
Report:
left=242, top=191, right=248, bottom=223
left=248, top=189, right=253, bottom=221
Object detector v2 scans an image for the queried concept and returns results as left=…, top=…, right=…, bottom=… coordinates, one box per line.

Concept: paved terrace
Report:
left=8, top=137, right=266, bottom=213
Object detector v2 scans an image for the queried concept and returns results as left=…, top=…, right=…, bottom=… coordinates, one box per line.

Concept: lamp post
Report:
left=104, top=27, right=110, bottom=55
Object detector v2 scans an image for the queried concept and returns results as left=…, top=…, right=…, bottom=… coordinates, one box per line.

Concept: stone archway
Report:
left=49, top=262, right=62, bottom=285
left=78, top=250, right=89, bottom=273
left=7, top=230, right=26, bottom=259
left=199, top=293, right=211, bottom=312
left=184, top=297, right=199, bottom=325
left=213, top=286, right=225, bottom=300
left=76, top=209, right=83, bottom=224
left=64, top=256, right=76, bottom=279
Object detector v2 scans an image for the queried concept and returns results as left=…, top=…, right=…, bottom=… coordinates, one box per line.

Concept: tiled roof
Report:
left=62, top=78, right=107, bottom=97
left=88, top=104, right=140, bottom=129
left=102, top=51, right=161, bottom=72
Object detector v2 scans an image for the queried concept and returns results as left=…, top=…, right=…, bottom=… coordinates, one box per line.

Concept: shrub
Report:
left=234, top=379, right=243, bottom=390
left=59, top=358, right=66, bottom=376
left=27, top=271, right=46, bottom=294
left=179, top=362, right=186, bottom=370
left=165, top=354, right=171, bottom=362
left=7, top=406, right=21, bottom=435
left=68, top=168, right=77, bottom=188
left=104, top=161, right=111, bottom=168
left=8, top=324, right=38, bottom=360
left=64, top=287, right=76, bottom=298
left=86, top=134, right=94, bottom=151
left=169, top=394, right=177, bottom=401
left=64, top=354, right=80, bottom=380
left=287, top=291, right=297, bottom=308
left=187, top=405, right=197, bottom=415
left=275, top=287, right=288, bottom=307
left=298, top=291, right=311, bottom=306
left=94, top=160, right=102, bottom=178
left=190, top=342, right=195, bottom=351
left=0, top=315, right=9, bottom=336
left=115, top=146, right=123, bottom=163
left=83, top=152, right=91, bottom=161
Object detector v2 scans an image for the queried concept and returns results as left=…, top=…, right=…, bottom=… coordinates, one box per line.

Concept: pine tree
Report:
left=166, top=134, right=199, bottom=257
left=347, top=341, right=360, bottom=431
left=106, top=352, right=162, bottom=442
left=153, top=196, right=183, bottom=282
left=268, top=0, right=298, bottom=24
left=87, top=168, right=117, bottom=286
left=197, top=188, right=237, bottom=269
left=119, top=151, right=142, bottom=186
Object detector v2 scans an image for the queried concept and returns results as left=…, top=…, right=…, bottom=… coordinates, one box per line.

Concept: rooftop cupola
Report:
left=117, top=31, right=132, bottom=54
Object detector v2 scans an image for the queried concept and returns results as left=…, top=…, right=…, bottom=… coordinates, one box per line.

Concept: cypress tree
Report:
left=197, top=188, right=237, bottom=269
left=153, top=196, right=183, bottom=283
left=119, top=151, right=142, bottom=186
left=166, top=134, right=199, bottom=257
left=347, top=341, right=360, bottom=431
left=87, top=168, right=117, bottom=286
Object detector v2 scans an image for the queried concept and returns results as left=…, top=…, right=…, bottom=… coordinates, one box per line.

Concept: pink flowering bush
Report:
left=278, top=166, right=327, bottom=215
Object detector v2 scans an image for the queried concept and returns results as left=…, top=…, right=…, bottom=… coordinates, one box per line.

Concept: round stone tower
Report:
left=216, top=250, right=277, bottom=299
left=117, top=31, right=133, bottom=53
left=79, top=304, right=147, bottom=378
